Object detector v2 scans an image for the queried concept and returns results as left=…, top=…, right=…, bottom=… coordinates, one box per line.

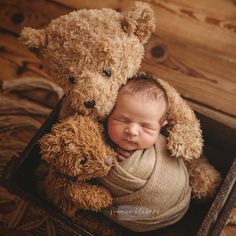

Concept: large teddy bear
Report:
left=20, top=1, right=221, bottom=218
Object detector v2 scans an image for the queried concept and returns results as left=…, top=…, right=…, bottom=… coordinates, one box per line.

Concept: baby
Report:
left=100, top=75, right=191, bottom=232
left=107, top=75, right=168, bottom=162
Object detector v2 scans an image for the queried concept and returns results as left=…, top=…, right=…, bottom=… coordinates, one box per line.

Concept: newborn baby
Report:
left=100, top=75, right=191, bottom=232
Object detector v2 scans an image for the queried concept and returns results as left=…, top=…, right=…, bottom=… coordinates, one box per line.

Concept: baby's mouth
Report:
left=124, top=138, right=136, bottom=144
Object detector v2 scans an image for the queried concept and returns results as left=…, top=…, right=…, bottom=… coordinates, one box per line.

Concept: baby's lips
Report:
left=104, top=156, right=113, bottom=166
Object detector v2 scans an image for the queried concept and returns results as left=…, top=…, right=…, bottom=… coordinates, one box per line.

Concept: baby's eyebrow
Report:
left=141, top=122, right=152, bottom=126
left=114, top=115, right=131, bottom=123
left=141, top=122, right=158, bottom=128
left=115, top=114, right=129, bottom=119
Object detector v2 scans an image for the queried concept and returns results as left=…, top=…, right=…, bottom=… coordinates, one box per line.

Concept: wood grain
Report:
left=142, top=35, right=236, bottom=118
left=0, top=31, right=58, bottom=107
left=0, top=31, right=47, bottom=79
left=150, top=0, right=236, bottom=57
left=0, top=0, right=71, bottom=34
left=54, top=0, right=133, bottom=10
left=188, top=100, right=236, bottom=130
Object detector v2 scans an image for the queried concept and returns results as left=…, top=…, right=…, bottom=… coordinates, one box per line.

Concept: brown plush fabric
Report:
left=185, top=156, right=222, bottom=200
left=20, top=2, right=155, bottom=119
left=122, top=1, right=156, bottom=43
left=39, top=115, right=115, bottom=216
left=100, top=135, right=191, bottom=232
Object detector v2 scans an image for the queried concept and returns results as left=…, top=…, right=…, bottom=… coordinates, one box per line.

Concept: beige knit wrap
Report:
left=100, top=134, right=191, bottom=232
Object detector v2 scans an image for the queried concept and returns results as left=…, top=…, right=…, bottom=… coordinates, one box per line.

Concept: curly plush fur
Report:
left=21, top=1, right=221, bottom=216
left=21, top=2, right=156, bottom=216
left=185, top=156, right=222, bottom=200
left=39, top=115, right=115, bottom=216
left=20, top=2, right=155, bottom=119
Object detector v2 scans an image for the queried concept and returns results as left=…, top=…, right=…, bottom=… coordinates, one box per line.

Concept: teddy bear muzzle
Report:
left=84, top=100, right=96, bottom=108
left=104, top=156, right=113, bottom=166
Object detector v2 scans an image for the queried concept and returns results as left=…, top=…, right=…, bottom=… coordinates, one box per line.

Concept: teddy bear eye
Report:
left=80, top=157, right=88, bottom=165
left=68, top=76, right=77, bottom=84
left=102, top=68, right=111, bottom=78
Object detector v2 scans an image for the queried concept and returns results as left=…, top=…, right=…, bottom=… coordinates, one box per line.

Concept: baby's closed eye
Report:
left=141, top=123, right=158, bottom=131
left=113, top=117, right=130, bottom=123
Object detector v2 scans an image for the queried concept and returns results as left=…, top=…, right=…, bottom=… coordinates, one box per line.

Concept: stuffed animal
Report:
left=20, top=1, right=156, bottom=217
left=20, top=1, right=221, bottom=218
left=39, top=115, right=115, bottom=217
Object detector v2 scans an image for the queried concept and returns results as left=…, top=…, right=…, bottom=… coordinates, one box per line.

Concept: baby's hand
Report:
left=116, top=147, right=134, bottom=162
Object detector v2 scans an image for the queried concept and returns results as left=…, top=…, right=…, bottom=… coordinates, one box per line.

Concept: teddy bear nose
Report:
left=105, top=156, right=113, bottom=166
left=84, top=100, right=96, bottom=108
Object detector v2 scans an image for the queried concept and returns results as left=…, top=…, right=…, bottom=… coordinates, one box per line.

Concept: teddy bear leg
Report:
left=185, top=155, right=222, bottom=201
left=44, top=167, right=79, bottom=217
left=51, top=194, right=78, bottom=218
left=66, top=183, right=113, bottom=211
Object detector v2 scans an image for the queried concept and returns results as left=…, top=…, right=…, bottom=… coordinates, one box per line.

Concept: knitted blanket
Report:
left=100, top=134, right=191, bottom=232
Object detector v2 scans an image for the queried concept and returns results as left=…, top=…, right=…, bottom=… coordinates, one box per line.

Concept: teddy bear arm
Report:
left=66, top=182, right=113, bottom=211
left=157, top=78, right=203, bottom=160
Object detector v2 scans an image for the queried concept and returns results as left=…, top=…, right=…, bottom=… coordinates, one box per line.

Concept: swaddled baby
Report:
left=100, top=75, right=191, bottom=232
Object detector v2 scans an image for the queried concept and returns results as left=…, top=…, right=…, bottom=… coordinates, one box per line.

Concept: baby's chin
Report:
left=121, top=143, right=154, bottom=151
left=119, top=142, right=137, bottom=151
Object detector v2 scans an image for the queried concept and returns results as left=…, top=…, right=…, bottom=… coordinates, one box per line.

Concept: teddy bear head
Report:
left=39, top=115, right=115, bottom=180
left=20, top=2, right=155, bottom=119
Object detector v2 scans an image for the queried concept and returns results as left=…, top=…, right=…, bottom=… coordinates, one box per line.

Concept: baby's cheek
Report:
left=108, top=125, right=123, bottom=143
left=141, top=134, right=158, bottom=148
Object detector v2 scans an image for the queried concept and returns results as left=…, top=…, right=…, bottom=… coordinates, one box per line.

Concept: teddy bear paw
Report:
left=87, top=186, right=113, bottom=211
left=167, top=124, right=202, bottom=160
left=186, top=158, right=222, bottom=201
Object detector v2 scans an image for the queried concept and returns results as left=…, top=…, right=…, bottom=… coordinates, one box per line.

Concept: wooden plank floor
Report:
left=0, top=0, right=235, bottom=235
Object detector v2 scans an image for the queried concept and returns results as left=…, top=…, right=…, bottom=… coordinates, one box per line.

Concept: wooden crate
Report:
left=0, top=101, right=235, bottom=236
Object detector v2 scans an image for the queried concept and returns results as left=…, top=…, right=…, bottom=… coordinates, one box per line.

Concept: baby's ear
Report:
left=122, top=1, right=156, bottom=44
left=20, top=27, right=46, bottom=49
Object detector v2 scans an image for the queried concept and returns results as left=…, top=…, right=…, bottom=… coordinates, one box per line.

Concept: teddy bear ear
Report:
left=20, top=27, right=47, bottom=49
left=121, top=1, right=156, bottom=44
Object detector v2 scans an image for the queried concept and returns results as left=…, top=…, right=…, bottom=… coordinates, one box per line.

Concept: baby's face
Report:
left=108, top=92, right=166, bottom=151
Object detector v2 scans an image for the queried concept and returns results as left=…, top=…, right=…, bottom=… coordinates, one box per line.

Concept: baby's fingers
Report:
left=117, top=155, right=127, bottom=162
left=117, top=147, right=131, bottom=158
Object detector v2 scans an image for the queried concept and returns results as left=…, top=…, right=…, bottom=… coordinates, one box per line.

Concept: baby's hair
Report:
left=119, top=74, right=168, bottom=125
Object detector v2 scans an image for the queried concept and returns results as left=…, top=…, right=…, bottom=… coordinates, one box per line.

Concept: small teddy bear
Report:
left=39, top=115, right=115, bottom=216
left=20, top=1, right=221, bottom=218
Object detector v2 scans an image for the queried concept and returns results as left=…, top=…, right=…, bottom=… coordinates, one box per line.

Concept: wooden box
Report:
left=0, top=101, right=235, bottom=236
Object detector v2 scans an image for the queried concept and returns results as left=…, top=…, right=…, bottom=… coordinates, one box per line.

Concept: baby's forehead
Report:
left=119, top=85, right=165, bottom=104
left=122, top=78, right=163, bottom=93
left=116, top=91, right=167, bottom=116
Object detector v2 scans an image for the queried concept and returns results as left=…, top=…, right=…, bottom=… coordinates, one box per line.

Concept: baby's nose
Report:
left=125, top=124, right=139, bottom=136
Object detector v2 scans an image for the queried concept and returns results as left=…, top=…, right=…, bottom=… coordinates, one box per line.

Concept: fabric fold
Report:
left=100, top=134, right=191, bottom=232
